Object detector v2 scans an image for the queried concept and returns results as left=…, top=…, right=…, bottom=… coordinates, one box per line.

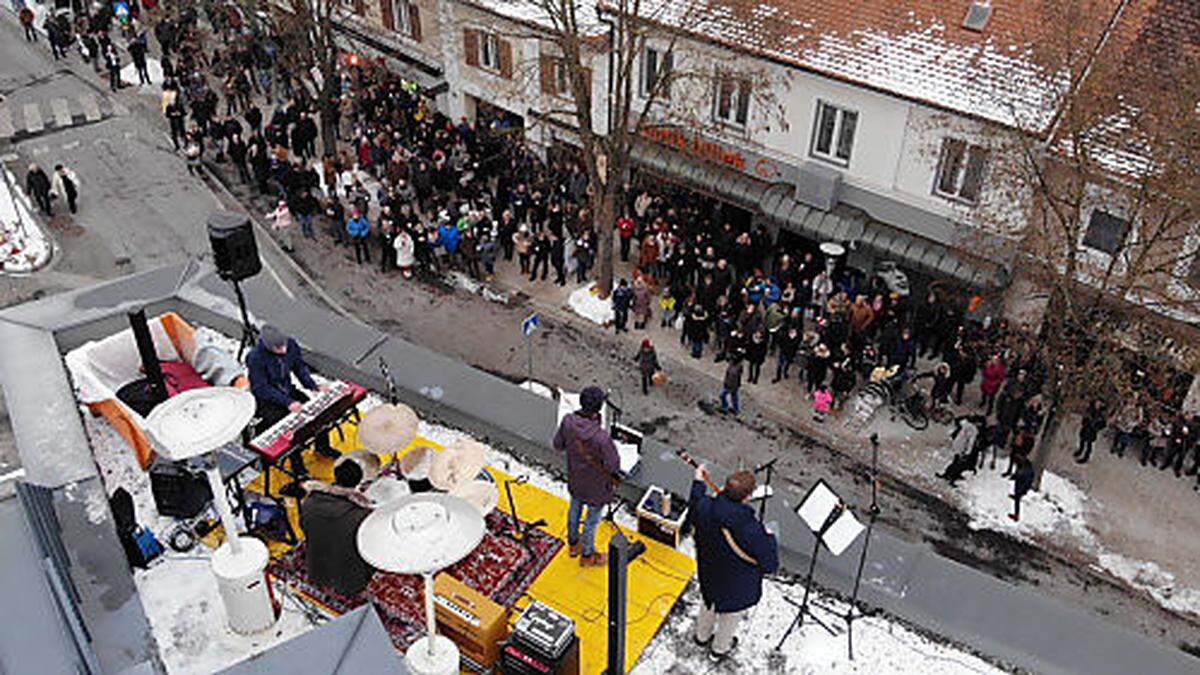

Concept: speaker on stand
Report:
left=207, top=212, right=263, bottom=359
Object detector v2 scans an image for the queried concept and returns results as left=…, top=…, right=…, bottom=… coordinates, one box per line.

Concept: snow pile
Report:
left=446, top=270, right=510, bottom=304
left=0, top=167, right=52, bottom=273
left=955, top=468, right=1097, bottom=548
left=633, top=578, right=1004, bottom=674
left=120, top=58, right=165, bottom=93
left=567, top=283, right=613, bottom=325
left=1096, top=554, right=1200, bottom=619
left=519, top=380, right=555, bottom=399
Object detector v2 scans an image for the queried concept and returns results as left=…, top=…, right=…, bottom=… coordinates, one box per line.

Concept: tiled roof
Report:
left=621, top=0, right=1126, bottom=132
left=1056, top=0, right=1200, bottom=180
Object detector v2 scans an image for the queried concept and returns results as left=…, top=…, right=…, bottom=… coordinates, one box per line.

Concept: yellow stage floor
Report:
left=244, top=420, right=696, bottom=674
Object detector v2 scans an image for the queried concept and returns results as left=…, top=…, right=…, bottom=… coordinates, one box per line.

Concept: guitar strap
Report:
left=722, top=527, right=759, bottom=567
left=573, top=426, right=621, bottom=487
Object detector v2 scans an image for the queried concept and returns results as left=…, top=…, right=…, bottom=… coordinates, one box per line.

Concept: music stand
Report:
left=753, top=457, right=779, bottom=522
left=774, top=479, right=864, bottom=652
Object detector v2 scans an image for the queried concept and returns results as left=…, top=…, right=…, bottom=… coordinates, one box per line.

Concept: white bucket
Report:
left=210, top=536, right=276, bottom=634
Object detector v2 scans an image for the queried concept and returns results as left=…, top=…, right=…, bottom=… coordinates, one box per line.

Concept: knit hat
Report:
left=261, top=324, right=287, bottom=351
left=579, top=386, right=605, bottom=415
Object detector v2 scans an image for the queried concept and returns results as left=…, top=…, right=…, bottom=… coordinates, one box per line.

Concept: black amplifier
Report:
left=149, top=459, right=212, bottom=519
left=510, top=601, right=574, bottom=661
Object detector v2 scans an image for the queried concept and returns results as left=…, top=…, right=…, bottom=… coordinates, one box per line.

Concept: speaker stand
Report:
left=232, top=279, right=258, bottom=361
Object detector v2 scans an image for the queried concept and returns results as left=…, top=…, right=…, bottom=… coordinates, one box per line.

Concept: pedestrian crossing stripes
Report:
left=0, top=95, right=117, bottom=141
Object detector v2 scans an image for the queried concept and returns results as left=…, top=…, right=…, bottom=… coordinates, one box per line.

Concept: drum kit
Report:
left=356, top=403, right=499, bottom=516
left=354, top=404, right=497, bottom=675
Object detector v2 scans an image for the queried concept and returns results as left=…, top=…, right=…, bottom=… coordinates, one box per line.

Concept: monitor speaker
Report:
left=207, top=211, right=262, bottom=282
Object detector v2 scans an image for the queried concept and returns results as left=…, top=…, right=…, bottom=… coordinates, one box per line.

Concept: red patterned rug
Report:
left=268, top=510, right=562, bottom=651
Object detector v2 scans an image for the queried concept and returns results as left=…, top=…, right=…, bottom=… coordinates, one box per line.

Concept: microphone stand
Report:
left=845, top=433, right=881, bottom=660
left=753, top=457, right=779, bottom=523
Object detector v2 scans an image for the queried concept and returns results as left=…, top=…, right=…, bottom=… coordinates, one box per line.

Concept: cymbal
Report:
left=357, top=493, right=485, bottom=574
left=429, top=438, right=488, bottom=491
left=357, top=403, right=419, bottom=456
left=452, top=480, right=498, bottom=516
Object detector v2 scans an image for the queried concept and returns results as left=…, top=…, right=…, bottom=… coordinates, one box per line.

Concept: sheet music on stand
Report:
left=796, top=481, right=864, bottom=556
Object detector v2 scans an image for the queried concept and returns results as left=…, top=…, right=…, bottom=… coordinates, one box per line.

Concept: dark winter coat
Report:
left=637, top=346, right=660, bottom=376
left=723, top=361, right=743, bottom=392
left=688, top=480, right=778, bottom=612
left=553, top=412, right=619, bottom=506
left=299, top=483, right=374, bottom=596
left=245, top=338, right=317, bottom=408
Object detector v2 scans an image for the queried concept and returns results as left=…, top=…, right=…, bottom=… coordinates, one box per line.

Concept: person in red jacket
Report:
left=979, top=354, right=1007, bottom=416
left=616, top=211, right=636, bottom=262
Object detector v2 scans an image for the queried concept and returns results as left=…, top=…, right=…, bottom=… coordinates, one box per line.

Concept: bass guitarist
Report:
left=552, top=386, right=620, bottom=567
left=688, top=463, right=779, bottom=662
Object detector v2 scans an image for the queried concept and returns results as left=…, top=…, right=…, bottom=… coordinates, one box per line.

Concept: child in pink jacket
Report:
left=813, top=385, right=833, bottom=423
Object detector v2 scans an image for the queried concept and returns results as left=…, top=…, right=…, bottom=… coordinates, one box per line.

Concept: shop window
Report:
left=811, top=100, right=857, bottom=166
left=640, top=46, right=673, bottom=99
left=394, top=1, right=421, bottom=41
left=713, top=71, right=751, bottom=127
left=1082, top=209, right=1130, bottom=255
left=935, top=137, right=988, bottom=204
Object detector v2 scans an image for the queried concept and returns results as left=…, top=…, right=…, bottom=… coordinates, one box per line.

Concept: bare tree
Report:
left=525, top=0, right=782, bottom=296
left=973, top=0, right=1200, bottom=483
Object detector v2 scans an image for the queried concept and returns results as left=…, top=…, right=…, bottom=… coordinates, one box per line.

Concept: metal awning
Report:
left=332, top=22, right=448, bottom=96
left=631, top=141, right=1009, bottom=288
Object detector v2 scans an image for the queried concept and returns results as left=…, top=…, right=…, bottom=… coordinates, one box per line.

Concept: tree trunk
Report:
left=593, top=182, right=618, bottom=297
left=1030, top=397, right=1060, bottom=490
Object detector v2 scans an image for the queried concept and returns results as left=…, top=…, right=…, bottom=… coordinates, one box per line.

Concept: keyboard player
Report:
left=247, top=325, right=334, bottom=476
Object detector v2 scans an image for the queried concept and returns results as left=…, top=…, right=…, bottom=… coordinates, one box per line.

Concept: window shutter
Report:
left=409, top=3, right=422, bottom=41
left=464, top=29, right=480, bottom=67
left=582, top=67, right=592, bottom=100
left=353, top=0, right=364, bottom=16
left=380, top=0, right=394, bottom=31
left=540, top=55, right=556, bottom=94
left=662, top=51, right=674, bottom=98
left=499, top=40, right=514, bottom=79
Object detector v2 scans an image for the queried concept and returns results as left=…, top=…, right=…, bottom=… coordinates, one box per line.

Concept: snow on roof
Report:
left=609, top=0, right=1125, bottom=131
left=461, top=0, right=606, bottom=35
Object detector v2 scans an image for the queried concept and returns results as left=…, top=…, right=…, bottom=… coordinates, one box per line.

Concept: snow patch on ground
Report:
left=567, top=283, right=613, bottom=325
left=955, top=468, right=1096, bottom=549
left=446, top=271, right=510, bottom=303
left=519, top=380, right=555, bottom=399
left=0, top=167, right=52, bottom=273
left=1096, top=554, right=1200, bottom=618
left=120, top=58, right=165, bottom=94
left=632, top=578, right=1004, bottom=675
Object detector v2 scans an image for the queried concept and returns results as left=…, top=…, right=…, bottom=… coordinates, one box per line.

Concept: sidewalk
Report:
left=487, top=246, right=1200, bottom=619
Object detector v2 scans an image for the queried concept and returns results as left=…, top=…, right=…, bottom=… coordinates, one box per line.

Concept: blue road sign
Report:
left=522, top=313, right=540, bottom=337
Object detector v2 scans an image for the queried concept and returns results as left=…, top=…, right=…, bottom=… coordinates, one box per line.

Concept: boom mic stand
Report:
left=845, top=433, right=881, bottom=660
left=502, top=476, right=546, bottom=552
left=753, top=457, right=779, bottom=522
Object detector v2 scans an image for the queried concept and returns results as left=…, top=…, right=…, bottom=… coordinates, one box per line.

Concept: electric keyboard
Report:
left=248, top=380, right=367, bottom=461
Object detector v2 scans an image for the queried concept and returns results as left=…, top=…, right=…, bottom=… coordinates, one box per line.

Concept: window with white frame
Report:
left=934, top=137, right=988, bottom=204
left=640, top=46, right=672, bottom=98
left=479, top=32, right=501, bottom=72
left=713, top=71, right=751, bottom=127
left=810, top=101, right=857, bottom=165
left=394, top=0, right=414, bottom=36
left=1081, top=208, right=1130, bottom=255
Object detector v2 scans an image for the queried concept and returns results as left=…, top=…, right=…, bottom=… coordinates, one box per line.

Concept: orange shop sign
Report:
left=639, top=125, right=795, bottom=184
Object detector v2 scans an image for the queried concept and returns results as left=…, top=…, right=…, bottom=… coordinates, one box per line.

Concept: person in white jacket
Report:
left=266, top=199, right=295, bottom=252
left=394, top=228, right=415, bottom=279
left=50, top=164, right=80, bottom=214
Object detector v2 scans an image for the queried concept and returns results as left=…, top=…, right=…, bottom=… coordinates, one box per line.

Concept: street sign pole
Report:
left=522, top=313, right=539, bottom=384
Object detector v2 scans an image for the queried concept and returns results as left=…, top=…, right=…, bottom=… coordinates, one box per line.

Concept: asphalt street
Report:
left=1, top=9, right=1198, bottom=667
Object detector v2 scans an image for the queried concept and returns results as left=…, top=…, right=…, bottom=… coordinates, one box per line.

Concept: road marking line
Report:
left=0, top=468, right=26, bottom=484
left=23, top=103, right=43, bottom=134
left=51, top=97, right=71, bottom=128
left=0, top=107, right=13, bottom=139
left=79, top=94, right=101, bottom=122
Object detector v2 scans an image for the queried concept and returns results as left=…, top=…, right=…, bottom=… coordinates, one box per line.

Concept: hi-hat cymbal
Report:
left=452, top=479, right=498, bottom=516
left=357, top=403, right=419, bottom=456
left=399, top=444, right=435, bottom=480
left=429, top=438, right=488, bottom=491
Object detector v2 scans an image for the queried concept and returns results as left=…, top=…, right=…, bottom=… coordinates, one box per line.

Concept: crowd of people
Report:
left=41, top=0, right=1200, bottom=502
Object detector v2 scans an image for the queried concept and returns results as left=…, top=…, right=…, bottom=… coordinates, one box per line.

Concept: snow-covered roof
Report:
left=460, top=0, right=606, bottom=35
left=606, top=0, right=1126, bottom=132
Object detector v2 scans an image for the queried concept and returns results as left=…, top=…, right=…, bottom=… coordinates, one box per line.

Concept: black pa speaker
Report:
left=149, top=459, right=213, bottom=519
left=207, top=211, right=262, bottom=282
